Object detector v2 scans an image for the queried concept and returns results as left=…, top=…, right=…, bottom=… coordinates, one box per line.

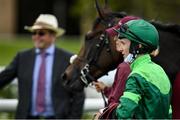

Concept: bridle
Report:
left=80, top=32, right=114, bottom=107
left=79, top=17, right=117, bottom=87
left=73, top=15, right=121, bottom=106
left=80, top=31, right=115, bottom=86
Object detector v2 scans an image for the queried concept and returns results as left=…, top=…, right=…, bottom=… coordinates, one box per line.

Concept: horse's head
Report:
left=62, top=0, right=125, bottom=91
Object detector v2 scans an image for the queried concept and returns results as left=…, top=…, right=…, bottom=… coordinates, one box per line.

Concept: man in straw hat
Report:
left=0, top=14, right=85, bottom=119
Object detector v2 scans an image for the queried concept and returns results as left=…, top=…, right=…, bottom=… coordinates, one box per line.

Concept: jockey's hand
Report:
left=93, top=81, right=107, bottom=92
left=93, top=112, right=101, bottom=120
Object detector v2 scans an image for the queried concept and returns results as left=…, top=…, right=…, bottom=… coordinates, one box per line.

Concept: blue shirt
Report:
left=31, top=44, right=55, bottom=116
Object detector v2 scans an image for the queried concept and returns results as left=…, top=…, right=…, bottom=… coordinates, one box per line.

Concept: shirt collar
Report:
left=35, top=44, right=55, bottom=55
left=130, top=54, right=151, bottom=70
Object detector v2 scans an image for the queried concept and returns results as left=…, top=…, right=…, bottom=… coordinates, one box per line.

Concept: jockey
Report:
left=114, top=19, right=172, bottom=118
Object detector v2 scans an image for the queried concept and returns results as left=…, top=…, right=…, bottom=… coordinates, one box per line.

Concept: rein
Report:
left=80, top=32, right=114, bottom=107
left=79, top=16, right=117, bottom=106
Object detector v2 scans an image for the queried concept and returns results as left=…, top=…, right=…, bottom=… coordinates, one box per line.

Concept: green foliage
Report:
left=71, top=0, right=180, bottom=35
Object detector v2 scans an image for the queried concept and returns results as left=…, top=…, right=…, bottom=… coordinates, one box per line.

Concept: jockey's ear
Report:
left=139, top=44, right=142, bottom=48
left=150, top=48, right=159, bottom=57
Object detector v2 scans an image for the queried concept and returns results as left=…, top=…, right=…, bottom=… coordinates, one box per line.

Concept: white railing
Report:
left=0, top=98, right=105, bottom=112
left=0, top=99, right=17, bottom=112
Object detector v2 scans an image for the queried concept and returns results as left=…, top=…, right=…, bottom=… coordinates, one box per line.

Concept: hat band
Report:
left=34, top=22, right=57, bottom=30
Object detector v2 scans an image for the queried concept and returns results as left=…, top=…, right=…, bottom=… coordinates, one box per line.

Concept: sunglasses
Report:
left=32, top=31, right=47, bottom=36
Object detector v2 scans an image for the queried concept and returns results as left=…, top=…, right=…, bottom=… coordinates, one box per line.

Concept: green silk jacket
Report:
left=116, top=54, right=172, bottom=119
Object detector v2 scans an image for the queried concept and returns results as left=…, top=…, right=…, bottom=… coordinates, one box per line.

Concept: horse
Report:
left=61, top=0, right=124, bottom=91
left=62, top=0, right=180, bottom=92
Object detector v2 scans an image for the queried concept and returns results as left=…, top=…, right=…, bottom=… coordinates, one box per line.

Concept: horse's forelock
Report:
left=92, top=17, right=102, bottom=30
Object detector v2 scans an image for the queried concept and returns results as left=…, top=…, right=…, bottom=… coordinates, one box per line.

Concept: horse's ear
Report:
left=95, top=0, right=104, bottom=19
left=95, top=0, right=112, bottom=19
left=104, top=0, right=108, bottom=8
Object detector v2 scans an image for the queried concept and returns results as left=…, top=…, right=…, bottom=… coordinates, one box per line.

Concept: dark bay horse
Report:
left=62, top=0, right=180, bottom=92
left=62, top=0, right=125, bottom=91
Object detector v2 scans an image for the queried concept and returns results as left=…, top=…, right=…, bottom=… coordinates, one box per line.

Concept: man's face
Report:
left=115, top=36, right=131, bottom=59
left=32, top=29, right=55, bottom=49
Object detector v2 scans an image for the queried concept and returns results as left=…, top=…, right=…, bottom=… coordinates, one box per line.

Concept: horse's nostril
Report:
left=61, top=73, right=67, bottom=80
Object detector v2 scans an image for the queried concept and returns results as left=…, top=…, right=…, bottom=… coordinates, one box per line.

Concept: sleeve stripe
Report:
left=122, top=91, right=141, bottom=104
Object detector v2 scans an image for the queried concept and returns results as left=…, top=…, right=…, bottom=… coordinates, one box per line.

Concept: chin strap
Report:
left=124, top=53, right=135, bottom=63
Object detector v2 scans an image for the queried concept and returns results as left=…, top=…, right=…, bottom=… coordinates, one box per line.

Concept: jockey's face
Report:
left=115, top=36, right=131, bottom=59
left=32, top=29, right=56, bottom=50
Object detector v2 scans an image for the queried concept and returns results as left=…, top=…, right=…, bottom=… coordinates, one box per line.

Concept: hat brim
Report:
left=105, top=24, right=120, bottom=37
left=106, top=16, right=140, bottom=37
left=24, top=25, right=65, bottom=37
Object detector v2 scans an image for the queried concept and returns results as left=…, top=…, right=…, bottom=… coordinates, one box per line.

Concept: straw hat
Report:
left=24, top=14, right=65, bottom=37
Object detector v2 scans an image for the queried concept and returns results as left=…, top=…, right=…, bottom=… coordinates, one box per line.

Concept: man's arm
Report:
left=0, top=53, right=18, bottom=88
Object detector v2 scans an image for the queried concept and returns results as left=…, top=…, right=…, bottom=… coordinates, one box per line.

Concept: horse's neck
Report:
left=152, top=29, right=180, bottom=82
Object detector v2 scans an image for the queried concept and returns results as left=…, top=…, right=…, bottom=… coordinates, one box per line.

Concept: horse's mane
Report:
left=93, top=9, right=180, bottom=36
left=151, top=21, right=180, bottom=35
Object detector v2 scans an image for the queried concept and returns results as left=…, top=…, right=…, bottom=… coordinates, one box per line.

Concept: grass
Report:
left=0, top=36, right=83, bottom=65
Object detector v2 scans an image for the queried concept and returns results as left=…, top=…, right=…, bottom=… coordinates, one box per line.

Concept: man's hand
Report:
left=93, top=81, right=107, bottom=92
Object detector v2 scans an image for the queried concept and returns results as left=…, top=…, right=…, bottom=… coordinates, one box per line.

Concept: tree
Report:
left=71, top=0, right=180, bottom=35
